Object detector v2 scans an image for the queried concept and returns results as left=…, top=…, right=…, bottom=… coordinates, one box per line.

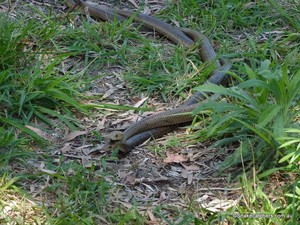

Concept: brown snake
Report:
left=67, top=0, right=231, bottom=153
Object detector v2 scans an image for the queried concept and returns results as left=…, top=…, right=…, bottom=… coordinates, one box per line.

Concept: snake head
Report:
left=103, top=131, right=132, bottom=157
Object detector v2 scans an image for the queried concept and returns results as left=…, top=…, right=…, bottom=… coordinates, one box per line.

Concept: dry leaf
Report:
left=163, top=153, right=187, bottom=163
left=64, top=130, right=88, bottom=142
left=102, top=88, right=115, bottom=99
left=61, top=143, right=72, bottom=154
left=96, top=114, right=109, bottom=130
left=128, top=0, right=139, bottom=8
left=81, top=157, right=91, bottom=167
left=159, top=192, right=167, bottom=201
left=25, top=125, right=54, bottom=142
left=147, top=209, right=158, bottom=224
left=187, top=173, right=193, bottom=185
left=181, top=169, right=188, bottom=178
left=198, top=199, right=238, bottom=212
left=197, top=194, right=209, bottom=202
left=181, top=163, right=200, bottom=171
left=125, top=175, right=135, bottom=184
left=39, top=162, right=56, bottom=174
left=133, top=97, right=148, bottom=108
left=111, top=116, right=135, bottom=126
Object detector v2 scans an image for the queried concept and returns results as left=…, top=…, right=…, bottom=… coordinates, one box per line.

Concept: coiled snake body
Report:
left=67, top=0, right=231, bottom=153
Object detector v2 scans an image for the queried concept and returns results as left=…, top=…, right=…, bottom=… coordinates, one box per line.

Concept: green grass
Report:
left=0, top=13, right=86, bottom=145
left=0, top=0, right=299, bottom=224
left=0, top=175, right=47, bottom=224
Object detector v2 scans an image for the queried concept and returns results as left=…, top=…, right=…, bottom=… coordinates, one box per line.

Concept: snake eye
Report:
left=109, top=131, right=124, bottom=141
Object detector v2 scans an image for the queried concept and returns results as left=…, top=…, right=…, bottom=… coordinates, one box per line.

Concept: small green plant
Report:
left=0, top=13, right=92, bottom=145
left=0, top=59, right=87, bottom=142
left=0, top=127, right=27, bottom=149
left=0, top=14, right=34, bottom=70
left=228, top=173, right=297, bottom=224
left=278, top=128, right=300, bottom=164
left=280, top=180, right=300, bottom=223
left=193, top=60, right=300, bottom=170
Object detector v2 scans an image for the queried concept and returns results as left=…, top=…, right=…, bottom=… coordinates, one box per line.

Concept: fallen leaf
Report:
left=133, top=97, right=148, bottom=108
left=128, top=0, right=139, bottom=8
left=197, top=194, right=209, bottom=202
left=198, top=199, right=238, bottom=212
left=25, top=125, right=54, bottom=142
left=178, top=183, right=186, bottom=194
left=163, top=153, right=187, bottom=163
left=159, top=192, right=167, bottom=201
left=125, top=175, right=135, bottom=184
left=147, top=209, right=159, bottom=224
left=118, top=170, right=130, bottom=179
left=97, top=115, right=107, bottom=130
left=64, top=130, right=88, bottom=142
left=81, top=157, right=92, bottom=167
left=187, top=173, right=193, bottom=185
left=102, top=85, right=116, bottom=99
left=181, top=163, right=200, bottom=171
left=111, top=116, right=135, bottom=126
left=181, top=169, right=188, bottom=178
left=39, top=162, right=56, bottom=174
left=61, top=143, right=72, bottom=154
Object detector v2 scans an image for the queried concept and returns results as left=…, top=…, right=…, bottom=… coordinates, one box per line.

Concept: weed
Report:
left=193, top=60, right=300, bottom=170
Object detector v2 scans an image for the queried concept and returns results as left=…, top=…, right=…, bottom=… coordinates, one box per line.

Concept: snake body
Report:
left=67, top=0, right=231, bottom=152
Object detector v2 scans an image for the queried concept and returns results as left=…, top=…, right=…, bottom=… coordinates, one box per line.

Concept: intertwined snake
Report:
left=67, top=0, right=231, bottom=153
